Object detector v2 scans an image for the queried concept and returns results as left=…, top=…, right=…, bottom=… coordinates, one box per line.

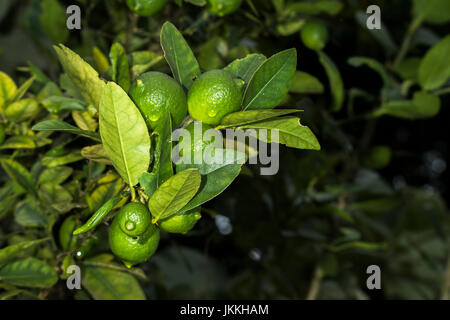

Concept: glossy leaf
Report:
left=243, top=49, right=297, bottom=110
left=239, top=116, right=321, bottom=150
left=92, top=47, right=110, bottom=74
left=86, top=172, right=124, bottom=212
left=413, top=0, right=450, bottom=24
left=217, top=109, right=301, bottom=129
left=32, top=119, right=101, bottom=142
left=224, top=53, right=266, bottom=84
left=109, top=42, right=130, bottom=92
left=418, top=35, right=450, bottom=91
left=182, top=164, right=242, bottom=212
left=0, top=258, right=58, bottom=288
left=148, top=168, right=201, bottom=222
left=41, top=150, right=84, bottom=168
left=13, top=76, right=35, bottom=101
left=72, top=110, right=98, bottom=131
left=139, top=172, right=158, bottom=197
left=160, top=22, right=201, bottom=89
left=53, top=44, right=106, bottom=109
left=152, top=114, right=173, bottom=186
left=318, top=51, right=344, bottom=112
left=99, top=82, right=151, bottom=187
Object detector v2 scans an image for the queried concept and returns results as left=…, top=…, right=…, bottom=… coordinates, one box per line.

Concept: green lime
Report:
left=129, top=71, right=187, bottom=130
left=126, top=0, right=168, bottom=16
left=159, top=208, right=202, bottom=234
left=0, top=123, right=5, bottom=145
left=187, top=70, right=243, bottom=125
left=362, top=146, right=392, bottom=170
left=116, top=202, right=151, bottom=237
left=300, top=21, right=329, bottom=51
left=207, top=0, right=243, bottom=16
left=109, top=206, right=160, bottom=268
left=59, top=216, right=78, bottom=251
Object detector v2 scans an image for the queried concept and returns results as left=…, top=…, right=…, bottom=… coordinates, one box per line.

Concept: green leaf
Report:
left=40, top=0, right=68, bottom=43
left=110, top=42, right=130, bottom=92
left=130, top=51, right=164, bottom=78
left=83, top=263, right=145, bottom=300
left=0, top=258, right=58, bottom=288
left=4, top=99, right=40, bottom=122
left=86, top=174, right=123, bottom=214
left=13, top=76, right=35, bottom=101
left=32, top=119, right=101, bottom=142
left=160, top=22, right=201, bottom=89
left=289, top=71, right=324, bottom=94
left=347, top=57, right=390, bottom=87
left=72, top=110, right=98, bottom=131
left=0, top=136, right=36, bottom=150
left=139, top=172, right=157, bottom=197
left=277, top=19, right=305, bottom=36
left=0, top=71, right=17, bottom=112
left=38, top=183, right=73, bottom=211
left=92, top=47, right=110, bottom=74
left=376, top=91, right=441, bottom=119
left=182, top=164, right=242, bottom=212
left=0, top=239, right=49, bottom=267
left=413, top=0, right=450, bottom=24
left=53, top=44, right=106, bottom=110
left=198, top=37, right=227, bottom=71
left=152, top=114, right=173, bottom=186
left=318, top=51, right=344, bottom=112
left=287, top=0, right=343, bottom=15
left=0, top=159, right=36, bottom=197
left=81, top=144, right=112, bottom=165
left=149, top=168, right=201, bottom=222
left=39, top=166, right=73, bottom=185
left=99, top=82, right=151, bottom=187
left=243, top=49, right=297, bottom=110
left=224, top=53, right=266, bottom=84
left=14, top=198, right=48, bottom=228
left=73, top=192, right=128, bottom=235
left=395, top=57, right=422, bottom=81
left=418, top=35, right=450, bottom=91
left=217, top=109, right=301, bottom=129
left=239, top=116, right=321, bottom=150
left=41, top=150, right=84, bottom=168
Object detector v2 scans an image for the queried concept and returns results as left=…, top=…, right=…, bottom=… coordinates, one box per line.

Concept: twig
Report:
left=306, top=265, right=324, bottom=300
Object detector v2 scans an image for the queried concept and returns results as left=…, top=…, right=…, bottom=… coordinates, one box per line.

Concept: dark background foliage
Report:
left=0, top=0, right=449, bottom=299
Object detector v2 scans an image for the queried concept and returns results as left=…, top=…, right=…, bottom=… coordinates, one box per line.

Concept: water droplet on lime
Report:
left=125, top=221, right=136, bottom=231
left=208, top=109, right=217, bottom=117
left=150, top=114, right=160, bottom=122
left=137, top=80, right=143, bottom=87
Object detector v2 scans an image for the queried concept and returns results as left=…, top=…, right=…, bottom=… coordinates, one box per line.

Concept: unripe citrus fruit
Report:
left=187, top=70, right=243, bottom=125
left=300, top=21, right=329, bottom=51
left=207, top=0, right=243, bottom=16
left=159, top=208, right=202, bottom=234
left=126, top=0, right=168, bottom=16
left=116, top=202, right=152, bottom=237
left=129, top=71, right=187, bottom=130
left=109, top=203, right=160, bottom=267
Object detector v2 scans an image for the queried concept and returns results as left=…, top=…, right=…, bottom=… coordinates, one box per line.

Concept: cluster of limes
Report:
left=126, top=0, right=242, bottom=16
left=61, top=65, right=244, bottom=267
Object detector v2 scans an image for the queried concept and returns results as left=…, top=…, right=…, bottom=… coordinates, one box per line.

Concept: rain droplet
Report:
left=149, top=114, right=160, bottom=122
left=208, top=109, right=217, bottom=117
left=125, top=221, right=136, bottom=231
left=137, top=79, right=143, bottom=87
